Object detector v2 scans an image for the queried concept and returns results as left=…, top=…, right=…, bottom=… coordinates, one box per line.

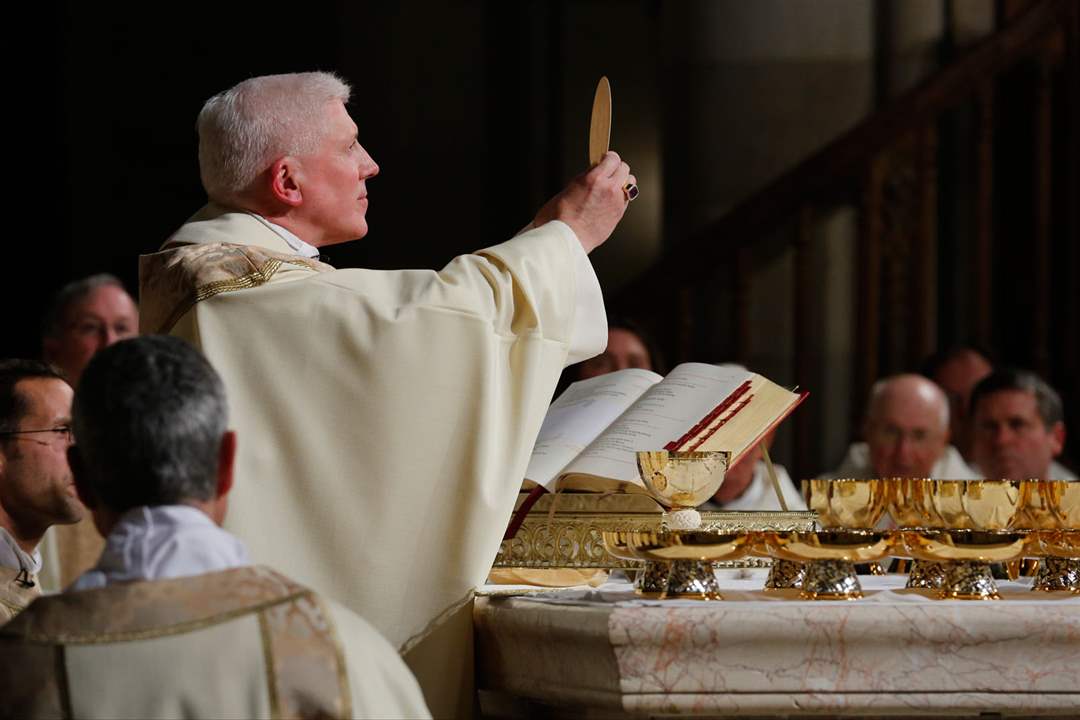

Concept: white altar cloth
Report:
left=476, top=574, right=1080, bottom=718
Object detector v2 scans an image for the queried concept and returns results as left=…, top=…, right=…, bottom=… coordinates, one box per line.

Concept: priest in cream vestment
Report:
left=0, top=336, right=429, bottom=719
left=138, top=73, right=635, bottom=713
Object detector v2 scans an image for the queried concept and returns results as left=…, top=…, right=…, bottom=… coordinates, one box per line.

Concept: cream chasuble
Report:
left=0, top=566, right=430, bottom=719
left=139, top=205, right=605, bottom=713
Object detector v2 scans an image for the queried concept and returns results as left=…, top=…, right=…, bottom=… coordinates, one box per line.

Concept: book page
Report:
left=524, top=368, right=662, bottom=490
left=560, top=363, right=752, bottom=485
left=691, top=376, right=803, bottom=461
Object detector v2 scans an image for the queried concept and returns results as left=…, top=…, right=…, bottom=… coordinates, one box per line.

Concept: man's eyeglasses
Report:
left=0, top=427, right=75, bottom=446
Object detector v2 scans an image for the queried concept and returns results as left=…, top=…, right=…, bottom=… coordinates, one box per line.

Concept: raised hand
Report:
left=532, top=151, right=637, bottom=253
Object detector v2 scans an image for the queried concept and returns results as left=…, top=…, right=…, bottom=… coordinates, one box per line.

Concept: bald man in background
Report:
left=822, top=374, right=979, bottom=479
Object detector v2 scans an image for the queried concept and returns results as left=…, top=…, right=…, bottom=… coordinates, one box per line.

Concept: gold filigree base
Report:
left=939, top=561, right=1000, bottom=600
left=634, top=561, right=669, bottom=597
left=496, top=492, right=815, bottom=569
left=764, top=559, right=804, bottom=590
left=906, top=559, right=948, bottom=590
left=801, top=559, right=863, bottom=600
left=662, top=559, right=722, bottom=600
left=1031, top=557, right=1080, bottom=593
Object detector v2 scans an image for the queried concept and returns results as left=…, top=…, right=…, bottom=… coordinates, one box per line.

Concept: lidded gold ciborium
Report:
left=1021, top=480, right=1080, bottom=593
left=760, top=479, right=891, bottom=600
left=603, top=451, right=734, bottom=598
left=900, top=480, right=1029, bottom=599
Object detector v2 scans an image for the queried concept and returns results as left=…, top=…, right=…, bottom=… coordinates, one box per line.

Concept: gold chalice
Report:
left=791, top=478, right=890, bottom=587
left=602, top=529, right=751, bottom=599
left=762, top=530, right=894, bottom=599
left=630, top=451, right=730, bottom=595
left=887, top=478, right=949, bottom=589
left=637, top=451, right=730, bottom=528
left=902, top=480, right=1025, bottom=599
left=803, top=478, right=889, bottom=529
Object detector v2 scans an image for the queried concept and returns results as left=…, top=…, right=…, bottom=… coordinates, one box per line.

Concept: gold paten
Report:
left=493, top=492, right=814, bottom=570
left=902, top=530, right=1032, bottom=599
left=602, top=529, right=753, bottom=600
left=762, top=530, right=895, bottom=600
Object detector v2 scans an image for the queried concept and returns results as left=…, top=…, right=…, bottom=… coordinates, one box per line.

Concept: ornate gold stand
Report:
left=906, top=559, right=949, bottom=590
left=764, top=559, right=805, bottom=590
left=940, top=561, right=1001, bottom=600
left=1031, top=557, right=1080, bottom=593
left=801, top=560, right=863, bottom=600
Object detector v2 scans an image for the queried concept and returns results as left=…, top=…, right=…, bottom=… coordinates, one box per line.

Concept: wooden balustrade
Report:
left=618, top=0, right=1078, bottom=481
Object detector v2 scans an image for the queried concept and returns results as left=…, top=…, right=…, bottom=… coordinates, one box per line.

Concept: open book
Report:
left=524, top=363, right=807, bottom=494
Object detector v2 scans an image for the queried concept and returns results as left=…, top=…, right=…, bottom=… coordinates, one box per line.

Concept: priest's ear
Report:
left=269, top=157, right=304, bottom=207
left=210, top=430, right=237, bottom=526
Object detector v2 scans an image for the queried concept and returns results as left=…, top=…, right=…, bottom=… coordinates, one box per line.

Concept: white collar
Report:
left=265, top=220, right=321, bottom=259
left=0, top=526, right=42, bottom=575
left=70, top=505, right=249, bottom=591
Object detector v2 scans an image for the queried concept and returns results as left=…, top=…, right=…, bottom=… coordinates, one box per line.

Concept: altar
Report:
left=475, top=574, right=1080, bottom=718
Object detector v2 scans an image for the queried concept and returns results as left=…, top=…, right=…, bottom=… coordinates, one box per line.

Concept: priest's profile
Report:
left=138, top=71, right=635, bottom=713
left=0, top=335, right=430, bottom=719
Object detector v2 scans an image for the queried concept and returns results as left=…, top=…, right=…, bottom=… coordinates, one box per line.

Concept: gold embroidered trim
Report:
left=156, top=257, right=287, bottom=334
left=257, top=608, right=282, bottom=720
left=15, top=590, right=308, bottom=645
left=313, top=594, right=352, bottom=720
left=399, top=587, right=475, bottom=655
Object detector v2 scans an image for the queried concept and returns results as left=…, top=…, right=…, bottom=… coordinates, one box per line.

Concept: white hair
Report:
left=197, top=72, right=351, bottom=203
left=867, top=374, right=949, bottom=430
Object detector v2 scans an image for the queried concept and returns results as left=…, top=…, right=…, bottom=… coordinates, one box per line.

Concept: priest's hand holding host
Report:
left=533, top=149, right=636, bottom=253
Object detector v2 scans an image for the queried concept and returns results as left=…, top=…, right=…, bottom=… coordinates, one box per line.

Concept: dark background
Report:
left=9, top=1, right=602, bottom=358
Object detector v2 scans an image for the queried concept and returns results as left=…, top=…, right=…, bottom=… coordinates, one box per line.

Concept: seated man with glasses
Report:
left=820, top=374, right=979, bottom=480
left=0, top=337, right=429, bottom=717
left=0, top=360, right=83, bottom=623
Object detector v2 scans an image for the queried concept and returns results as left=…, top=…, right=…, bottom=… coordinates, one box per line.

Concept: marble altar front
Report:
left=475, top=574, right=1080, bottom=718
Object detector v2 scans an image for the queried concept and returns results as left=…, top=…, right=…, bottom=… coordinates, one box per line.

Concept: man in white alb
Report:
left=138, top=71, right=635, bottom=714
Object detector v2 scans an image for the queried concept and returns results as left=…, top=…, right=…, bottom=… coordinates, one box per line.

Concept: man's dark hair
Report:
left=71, top=336, right=228, bottom=513
left=0, top=360, right=67, bottom=435
left=970, top=367, right=1064, bottom=429
left=917, top=344, right=995, bottom=380
left=42, top=274, right=128, bottom=339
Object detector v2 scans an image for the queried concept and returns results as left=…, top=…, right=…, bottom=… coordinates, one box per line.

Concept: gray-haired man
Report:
left=0, top=336, right=429, bottom=718
left=139, top=71, right=635, bottom=712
